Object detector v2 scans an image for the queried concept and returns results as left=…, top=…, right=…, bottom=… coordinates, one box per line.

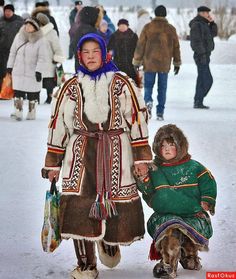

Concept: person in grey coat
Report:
left=7, top=17, right=47, bottom=121
left=189, top=6, right=218, bottom=109
left=36, top=12, right=65, bottom=104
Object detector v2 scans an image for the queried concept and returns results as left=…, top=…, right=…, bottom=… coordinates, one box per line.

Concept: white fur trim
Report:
left=134, top=160, right=153, bottom=164
left=44, top=166, right=61, bottom=171
left=103, top=235, right=144, bottom=246
left=53, top=54, right=65, bottom=63
left=78, top=72, right=114, bottom=124
left=70, top=267, right=99, bottom=279
left=97, top=241, right=121, bottom=268
left=41, top=22, right=54, bottom=35
left=61, top=221, right=106, bottom=241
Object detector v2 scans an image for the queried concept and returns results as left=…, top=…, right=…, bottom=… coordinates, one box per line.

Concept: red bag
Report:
left=0, top=73, right=14, bottom=100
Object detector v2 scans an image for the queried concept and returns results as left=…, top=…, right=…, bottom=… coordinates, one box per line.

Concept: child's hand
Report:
left=201, top=201, right=210, bottom=211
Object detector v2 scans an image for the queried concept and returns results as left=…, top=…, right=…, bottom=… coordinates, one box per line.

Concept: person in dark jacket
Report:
left=72, top=6, right=102, bottom=72
left=68, top=0, right=83, bottom=59
left=107, top=19, right=138, bottom=83
left=33, top=2, right=59, bottom=36
left=0, top=4, right=23, bottom=90
left=189, top=6, right=218, bottom=109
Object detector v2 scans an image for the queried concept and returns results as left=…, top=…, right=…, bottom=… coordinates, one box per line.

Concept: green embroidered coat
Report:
left=138, top=158, right=217, bottom=248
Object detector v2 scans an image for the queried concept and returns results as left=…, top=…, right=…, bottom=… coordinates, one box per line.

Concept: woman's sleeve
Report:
left=122, top=76, right=152, bottom=163
left=7, top=34, right=18, bottom=69
left=43, top=80, right=76, bottom=171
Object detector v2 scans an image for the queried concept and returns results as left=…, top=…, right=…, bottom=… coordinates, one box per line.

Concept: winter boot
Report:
left=97, top=240, right=121, bottom=268
left=12, top=97, right=23, bottom=121
left=146, top=102, right=153, bottom=119
left=153, top=261, right=173, bottom=279
left=26, top=100, right=36, bottom=120
left=156, top=113, right=164, bottom=121
left=70, top=266, right=99, bottom=279
left=179, top=236, right=202, bottom=270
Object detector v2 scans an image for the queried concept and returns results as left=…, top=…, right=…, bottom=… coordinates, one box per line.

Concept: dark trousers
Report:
left=194, top=62, right=213, bottom=105
left=14, top=90, right=39, bottom=101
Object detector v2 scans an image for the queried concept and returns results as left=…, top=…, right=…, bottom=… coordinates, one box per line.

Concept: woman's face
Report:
left=25, top=23, right=36, bottom=33
left=161, top=140, right=177, bottom=161
left=80, top=41, right=102, bottom=71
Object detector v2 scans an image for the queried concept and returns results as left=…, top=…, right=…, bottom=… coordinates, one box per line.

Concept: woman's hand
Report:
left=48, top=170, right=60, bottom=182
left=134, top=163, right=149, bottom=177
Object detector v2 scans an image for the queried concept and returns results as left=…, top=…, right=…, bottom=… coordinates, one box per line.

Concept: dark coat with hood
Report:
left=0, top=14, right=23, bottom=79
left=71, top=6, right=102, bottom=72
left=107, top=28, right=138, bottom=81
left=133, top=17, right=181, bottom=73
left=136, top=124, right=217, bottom=250
left=189, top=15, right=217, bottom=64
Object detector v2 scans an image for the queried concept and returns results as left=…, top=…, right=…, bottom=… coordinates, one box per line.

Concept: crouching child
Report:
left=134, top=124, right=217, bottom=278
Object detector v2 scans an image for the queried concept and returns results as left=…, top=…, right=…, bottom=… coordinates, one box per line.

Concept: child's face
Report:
left=161, top=140, right=177, bottom=161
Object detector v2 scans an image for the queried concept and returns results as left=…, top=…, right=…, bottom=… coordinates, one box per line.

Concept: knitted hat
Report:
left=36, top=12, right=50, bottom=26
left=0, top=0, right=5, bottom=7
left=100, top=19, right=108, bottom=27
left=25, top=17, right=40, bottom=31
left=4, top=4, right=15, bottom=12
left=117, top=18, right=129, bottom=26
left=154, top=5, right=167, bottom=17
left=197, top=6, right=211, bottom=12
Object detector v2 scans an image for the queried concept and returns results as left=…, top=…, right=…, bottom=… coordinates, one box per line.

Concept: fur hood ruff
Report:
left=41, top=22, right=54, bottom=35
left=18, top=25, right=43, bottom=43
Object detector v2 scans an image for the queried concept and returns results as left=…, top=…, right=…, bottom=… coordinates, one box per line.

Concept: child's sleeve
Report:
left=136, top=170, right=155, bottom=207
left=197, top=165, right=217, bottom=212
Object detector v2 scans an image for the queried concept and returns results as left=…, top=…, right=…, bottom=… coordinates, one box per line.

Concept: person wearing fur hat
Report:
left=7, top=17, right=48, bottom=120
left=133, top=5, right=181, bottom=120
left=32, top=2, right=59, bottom=36
left=0, top=4, right=23, bottom=90
left=36, top=12, right=65, bottom=104
left=107, top=19, right=139, bottom=85
left=42, top=33, right=152, bottom=279
left=135, top=124, right=217, bottom=278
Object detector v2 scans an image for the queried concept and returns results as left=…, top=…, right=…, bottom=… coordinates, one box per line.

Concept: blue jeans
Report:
left=194, top=62, right=213, bottom=104
left=144, top=72, right=168, bottom=115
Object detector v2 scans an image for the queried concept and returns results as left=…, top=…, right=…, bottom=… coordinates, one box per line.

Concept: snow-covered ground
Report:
left=1, top=7, right=236, bottom=279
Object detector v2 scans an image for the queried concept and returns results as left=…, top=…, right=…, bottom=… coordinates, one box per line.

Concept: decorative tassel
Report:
left=105, top=192, right=118, bottom=218
left=149, top=241, right=161, bottom=261
left=89, top=194, right=108, bottom=220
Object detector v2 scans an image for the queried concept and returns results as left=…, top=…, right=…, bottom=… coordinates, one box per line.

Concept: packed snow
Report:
left=0, top=6, right=236, bottom=279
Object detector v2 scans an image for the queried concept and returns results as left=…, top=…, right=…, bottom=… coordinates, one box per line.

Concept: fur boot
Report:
left=26, top=100, right=36, bottom=120
left=179, top=236, right=202, bottom=270
left=70, top=266, right=99, bottom=279
left=12, top=98, right=23, bottom=121
left=97, top=240, right=121, bottom=268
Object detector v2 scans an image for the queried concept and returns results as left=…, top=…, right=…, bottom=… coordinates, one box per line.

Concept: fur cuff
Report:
left=70, top=267, right=99, bottom=279
left=97, top=241, right=121, bottom=268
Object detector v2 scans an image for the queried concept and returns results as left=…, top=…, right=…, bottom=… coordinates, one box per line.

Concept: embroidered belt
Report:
left=74, top=128, right=124, bottom=220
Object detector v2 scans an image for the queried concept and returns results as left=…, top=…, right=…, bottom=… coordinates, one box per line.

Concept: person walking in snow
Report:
left=135, top=8, right=151, bottom=37
left=42, top=33, right=152, bottom=279
left=107, top=19, right=138, bottom=84
left=135, top=124, right=217, bottom=279
left=36, top=12, right=65, bottom=104
left=7, top=17, right=47, bottom=120
left=0, top=4, right=23, bottom=91
left=133, top=5, right=181, bottom=120
left=189, top=6, right=218, bottom=109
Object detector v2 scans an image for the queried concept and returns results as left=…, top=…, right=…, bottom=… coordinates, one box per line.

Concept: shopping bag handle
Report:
left=50, top=178, right=58, bottom=195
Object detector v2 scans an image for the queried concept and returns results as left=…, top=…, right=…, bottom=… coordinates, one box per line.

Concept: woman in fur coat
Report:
left=135, top=124, right=217, bottom=279
left=7, top=17, right=47, bottom=120
left=42, top=33, right=152, bottom=279
left=36, top=12, right=65, bottom=104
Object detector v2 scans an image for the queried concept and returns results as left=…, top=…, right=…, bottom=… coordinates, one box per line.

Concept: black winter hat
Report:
left=79, top=6, right=99, bottom=24
left=117, top=18, right=129, bottom=26
left=75, top=0, right=83, bottom=5
left=197, top=6, right=211, bottom=12
left=4, top=4, right=15, bottom=12
left=154, top=5, right=167, bottom=17
left=0, top=0, right=5, bottom=7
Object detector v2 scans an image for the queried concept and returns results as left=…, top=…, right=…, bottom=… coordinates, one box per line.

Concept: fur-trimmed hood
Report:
left=153, top=124, right=190, bottom=164
left=31, top=6, right=51, bottom=18
left=18, top=25, right=43, bottom=43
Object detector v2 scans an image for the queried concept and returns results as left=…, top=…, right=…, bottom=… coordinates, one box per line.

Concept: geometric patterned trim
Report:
left=47, top=146, right=65, bottom=154
left=155, top=183, right=198, bottom=190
